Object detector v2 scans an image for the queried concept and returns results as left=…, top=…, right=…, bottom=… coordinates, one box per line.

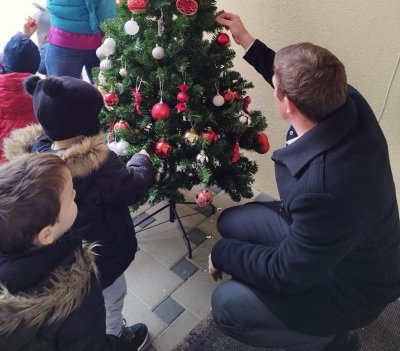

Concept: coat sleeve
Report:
left=243, top=39, right=276, bottom=88
left=211, top=193, right=363, bottom=293
left=96, top=152, right=153, bottom=206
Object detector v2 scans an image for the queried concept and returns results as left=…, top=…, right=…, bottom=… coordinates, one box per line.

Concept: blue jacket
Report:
left=212, top=40, right=400, bottom=335
left=47, top=0, right=116, bottom=34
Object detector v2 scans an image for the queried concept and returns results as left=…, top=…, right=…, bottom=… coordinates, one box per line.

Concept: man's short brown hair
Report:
left=274, top=42, right=347, bottom=122
left=0, top=153, right=68, bottom=254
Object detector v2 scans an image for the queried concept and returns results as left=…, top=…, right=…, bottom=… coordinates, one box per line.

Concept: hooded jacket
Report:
left=4, top=125, right=153, bottom=288
left=0, top=72, right=37, bottom=163
left=0, top=235, right=103, bottom=350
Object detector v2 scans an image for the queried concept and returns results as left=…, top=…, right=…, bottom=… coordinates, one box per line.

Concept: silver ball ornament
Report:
left=196, top=150, right=209, bottom=165
left=100, top=58, right=113, bottom=71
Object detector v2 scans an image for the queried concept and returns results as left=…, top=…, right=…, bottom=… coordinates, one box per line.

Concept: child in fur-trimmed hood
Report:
left=0, top=153, right=135, bottom=351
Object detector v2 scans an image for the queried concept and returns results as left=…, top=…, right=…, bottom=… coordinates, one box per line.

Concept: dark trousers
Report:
left=211, top=202, right=335, bottom=351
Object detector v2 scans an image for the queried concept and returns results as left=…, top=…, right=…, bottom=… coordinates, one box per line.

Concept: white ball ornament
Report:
left=100, top=58, right=113, bottom=71
left=152, top=44, right=165, bottom=60
left=103, top=38, right=116, bottom=50
left=107, top=141, right=118, bottom=153
left=102, top=46, right=115, bottom=57
left=96, top=46, right=105, bottom=59
left=212, top=94, right=225, bottom=107
left=119, top=67, right=128, bottom=77
left=115, top=140, right=130, bottom=156
left=124, top=19, right=140, bottom=35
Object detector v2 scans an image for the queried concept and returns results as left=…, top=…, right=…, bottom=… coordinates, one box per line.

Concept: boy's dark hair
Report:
left=274, top=42, right=347, bottom=122
left=0, top=153, right=68, bottom=254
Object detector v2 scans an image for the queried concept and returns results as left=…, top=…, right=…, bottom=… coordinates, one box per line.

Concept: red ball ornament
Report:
left=223, top=90, right=235, bottom=102
left=202, top=129, right=219, bottom=144
left=254, top=132, right=270, bottom=154
left=104, top=92, right=119, bottom=107
left=177, top=92, right=189, bottom=103
left=151, top=102, right=171, bottom=120
left=155, top=140, right=172, bottom=159
left=195, top=189, right=213, bottom=208
left=127, top=0, right=147, bottom=14
left=216, top=33, right=230, bottom=47
left=243, top=96, right=252, bottom=105
left=113, top=119, right=130, bottom=131
left=231, top=142, right=240, bottom=164
left=176, top=0, right=198, bottom=16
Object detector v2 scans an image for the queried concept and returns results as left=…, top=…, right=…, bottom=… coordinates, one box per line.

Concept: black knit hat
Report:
left=24, top=76, right=103, bottom=141
left=3, top=34, right=40, bottom=74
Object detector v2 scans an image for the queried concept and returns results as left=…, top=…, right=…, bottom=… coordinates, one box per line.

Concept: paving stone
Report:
left=153, top=297, right=185, bottom=326
left=171, top=258, right=199, bottom=281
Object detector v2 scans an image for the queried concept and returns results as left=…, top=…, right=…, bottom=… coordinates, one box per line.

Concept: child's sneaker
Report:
left=120, top=321, right=149, bottom=351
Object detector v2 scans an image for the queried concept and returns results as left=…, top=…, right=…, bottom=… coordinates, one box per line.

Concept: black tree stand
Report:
left=133, top=200, right=216, bottom=258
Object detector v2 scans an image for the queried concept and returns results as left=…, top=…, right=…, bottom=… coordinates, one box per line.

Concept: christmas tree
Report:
left=93, top=0, right=269, bottom=207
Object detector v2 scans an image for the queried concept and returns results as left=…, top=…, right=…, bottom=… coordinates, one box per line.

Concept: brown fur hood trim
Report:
left=3, top=124, right=110, bottom=179
left=3, top=124, right=43, bottom=160
left=0, top=244, right=99, bottom=335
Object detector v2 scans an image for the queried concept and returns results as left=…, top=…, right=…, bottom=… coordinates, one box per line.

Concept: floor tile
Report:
left=195, top=211, right=223, bottom=240
left=187, top=228, right=208, bottom=246
left=123, top=291, right=167, bottom=342
left=133, top=211, right=156, bottom=228
left=137, top=221, right=190, bottom=269
left=172, top=270, right=222, bottom=320
left=125, top=250, right=183, bottom=309
left=187, top=236, right=219, bottom=272
left=151, top=310, right=201, bottom=351
left=171, top=258, right=199, bottom=281
left=136, top=203, right=208, bottom=267
left=152, top=297, right=185, bottom=325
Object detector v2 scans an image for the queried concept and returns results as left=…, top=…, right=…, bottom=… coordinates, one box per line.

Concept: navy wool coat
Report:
left=212, top=40, right=400, bottom=335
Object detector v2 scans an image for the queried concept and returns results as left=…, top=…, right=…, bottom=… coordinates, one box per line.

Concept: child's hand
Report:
left=23, top=17, right=38, bottom=38
left=139, top=149, right=150, bottom=158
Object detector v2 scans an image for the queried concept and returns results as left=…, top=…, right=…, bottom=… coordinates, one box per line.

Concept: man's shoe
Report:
left=323, top=331, right=361, bottom=351
left=120, top=321, right=149, bottom=351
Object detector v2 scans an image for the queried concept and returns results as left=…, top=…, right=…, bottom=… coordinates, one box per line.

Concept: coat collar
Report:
left=0, top=241, right=98, bottom=335
left=272, top=97, right=358, bottom=176
left=3, top=124, right=110, bottom=179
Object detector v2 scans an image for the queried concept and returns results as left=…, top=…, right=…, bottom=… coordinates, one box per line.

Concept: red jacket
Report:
left=0, top=72, right=37, bottom=162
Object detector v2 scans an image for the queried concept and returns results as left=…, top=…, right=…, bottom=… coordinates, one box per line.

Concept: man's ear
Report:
left=284, top=96, right=298, bottom=115
left=34, top=225, right=55, bottom=246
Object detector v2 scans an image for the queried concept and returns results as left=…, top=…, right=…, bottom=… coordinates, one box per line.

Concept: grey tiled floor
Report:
left=124, top=186, right=274, bottom=351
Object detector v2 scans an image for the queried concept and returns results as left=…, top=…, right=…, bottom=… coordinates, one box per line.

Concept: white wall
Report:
left=217, top=0, right=400, bottom=203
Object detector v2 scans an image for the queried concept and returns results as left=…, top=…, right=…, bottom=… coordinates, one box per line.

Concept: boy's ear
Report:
left=34, top=225, right=55, bottom=246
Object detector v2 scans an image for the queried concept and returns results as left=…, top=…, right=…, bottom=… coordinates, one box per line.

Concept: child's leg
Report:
left=102, top=274, right=127, bottom=335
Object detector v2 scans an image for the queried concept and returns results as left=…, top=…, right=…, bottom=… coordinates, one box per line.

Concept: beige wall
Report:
left=217, top=0, right=400, bottom=203
left=1, top=1, right=399, bottom=202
